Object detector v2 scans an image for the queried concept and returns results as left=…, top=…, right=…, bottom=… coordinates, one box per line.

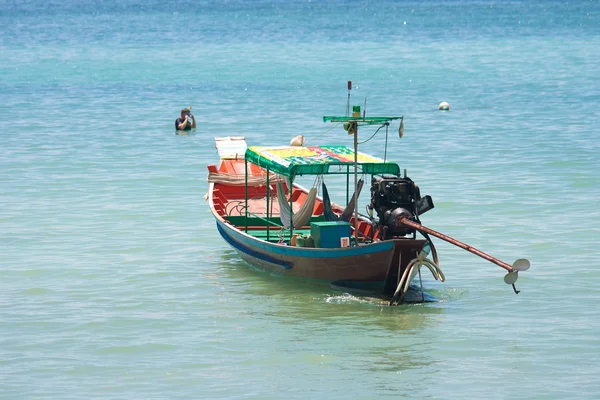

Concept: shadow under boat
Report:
left=220, top=247, right=440, bottom=305
left=330, top=280, right=438, bottom=303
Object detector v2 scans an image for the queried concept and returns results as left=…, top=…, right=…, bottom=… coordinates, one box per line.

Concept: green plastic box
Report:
left=310, top=221, right=351, bottom=248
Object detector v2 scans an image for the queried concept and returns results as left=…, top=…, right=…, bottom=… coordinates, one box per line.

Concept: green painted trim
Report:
left=225, top=215, right=325, bottom=227
left=323, top=115, right=402, bottom=123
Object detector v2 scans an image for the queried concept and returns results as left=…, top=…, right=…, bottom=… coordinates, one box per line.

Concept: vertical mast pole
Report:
left=347, top=81, right=358, bottom=243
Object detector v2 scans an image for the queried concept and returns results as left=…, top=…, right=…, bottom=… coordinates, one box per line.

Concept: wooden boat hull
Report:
left=207, top=142, right=427, bottom=293
left=216, top=217, right=397, bottom=282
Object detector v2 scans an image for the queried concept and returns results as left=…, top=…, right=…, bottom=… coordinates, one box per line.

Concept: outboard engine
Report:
left=369, top=175, right=434, bottom=238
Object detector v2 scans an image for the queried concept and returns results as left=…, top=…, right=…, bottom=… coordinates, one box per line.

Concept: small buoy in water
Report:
left=439, top=101, right=450, bottom=111
left=290, top=135, right=305, bottom=146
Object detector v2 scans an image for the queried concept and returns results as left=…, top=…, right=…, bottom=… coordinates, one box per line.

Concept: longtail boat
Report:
left=206, top=85, right=530, bottom=304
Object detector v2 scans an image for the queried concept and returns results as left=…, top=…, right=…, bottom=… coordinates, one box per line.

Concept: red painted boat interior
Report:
left=208, top=159, right=377, bottom=241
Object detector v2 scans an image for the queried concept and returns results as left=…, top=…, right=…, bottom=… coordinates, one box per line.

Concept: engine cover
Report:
left=370, top=176, right=434, bottom=238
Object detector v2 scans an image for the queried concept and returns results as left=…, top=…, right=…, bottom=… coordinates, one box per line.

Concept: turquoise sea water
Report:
left=2, top=1, right=599, bottom=398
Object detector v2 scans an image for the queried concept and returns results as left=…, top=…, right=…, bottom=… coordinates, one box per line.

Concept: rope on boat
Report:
left=304, top=123, right=342, bottom=146
left=357, top=124, right=386, bottom=145
left=390, top=245, right=445, bottom=306
left=207, top=171, right=285, bottom=187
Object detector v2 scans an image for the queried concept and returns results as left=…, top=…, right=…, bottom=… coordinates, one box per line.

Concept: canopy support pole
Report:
left=289, top=177, right=294, bottom=238
left=245, top=158, right=248, bottom=233
left=266, top=167, right=270, bottom=242
left=353, top=126, right=359, bottom=243
left=346, top=165, right=350, bottom=205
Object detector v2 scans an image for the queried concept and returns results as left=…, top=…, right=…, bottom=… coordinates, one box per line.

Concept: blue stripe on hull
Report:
left=217, top=222, right=293, bottom=270
left=216, top=219, right=394, bottom=258
left=214, top=219, right=405, bottom=281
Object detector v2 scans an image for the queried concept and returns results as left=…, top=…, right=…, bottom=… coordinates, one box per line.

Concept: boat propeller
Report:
left=503, top=258, right=531, bottom=294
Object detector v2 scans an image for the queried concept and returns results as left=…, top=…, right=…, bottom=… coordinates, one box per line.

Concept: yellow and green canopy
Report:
left=245, top=145, right=400, bottom=178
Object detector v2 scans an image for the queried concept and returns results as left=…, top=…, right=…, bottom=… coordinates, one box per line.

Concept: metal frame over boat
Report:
left=208, top=142, right=419, bottom=284
left=207, top=85, right=530, bottom=304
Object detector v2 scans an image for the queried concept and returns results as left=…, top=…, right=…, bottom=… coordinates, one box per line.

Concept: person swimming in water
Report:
left=175, top=108, right=196, bottom=131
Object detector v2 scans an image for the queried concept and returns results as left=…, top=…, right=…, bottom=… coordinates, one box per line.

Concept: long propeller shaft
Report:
left=399, top=218, right=514, bottom=273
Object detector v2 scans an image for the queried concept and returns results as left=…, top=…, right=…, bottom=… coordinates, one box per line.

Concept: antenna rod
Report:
left=346, top=81, right=352, bottom=117
left=363, top=97, right=367, bottom=119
